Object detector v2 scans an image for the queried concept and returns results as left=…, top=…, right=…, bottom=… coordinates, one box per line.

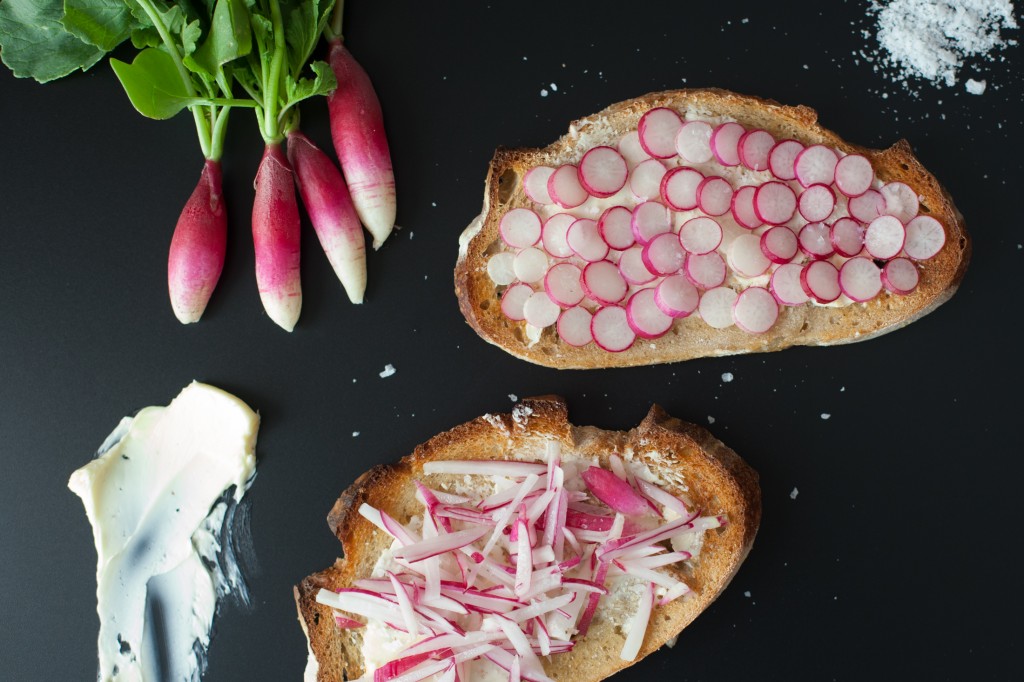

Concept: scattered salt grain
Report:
left=508, top=394, right=518, bottom=402
left=352, top=432, right=360, bottom=437
left=965, top=77, right=988, bottom=94
left=741, top=17, right=749, bottom=23
left=790, top=487, right=799, bottom=500
left=707, top=416, right=716, bottom=424
left=721, top=372, right=734, bottom=383
left=379, top=364, right=396, bottom=378
left=540, top=88, right=549, bottom=97
left=550, top=83, right=558, bottom=92
left=821, top=412, right=831, bottom=420
left=743, top=591, right=752, bottom=598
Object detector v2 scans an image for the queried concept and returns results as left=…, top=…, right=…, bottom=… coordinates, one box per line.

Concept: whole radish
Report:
left=252, top=143, right=302, bottom=331
left=287, top=130, right=366, bottom=304
left=167, top=159, right=227, bottom=324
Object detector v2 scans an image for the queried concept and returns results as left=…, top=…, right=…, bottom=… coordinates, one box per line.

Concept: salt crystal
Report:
left=821, top=413, right=831, bottom=420
left=965, top=78, right=988, bottom=94
left=790, top=487, right=799, bottom=500
left=540, top=89, right=549, bottom=97
left=352, top=432, right=360, bottom=437
left=379, top=364, right=396, bottom=378
left=550, top=83, right=558, bottom=91
left=508, top=394, right=518, bottom=402
left=744, top=591, right=752, bottom=598
left=707, top=416, right=716, bottom=424
left=721, top=372, right=734, bottom=383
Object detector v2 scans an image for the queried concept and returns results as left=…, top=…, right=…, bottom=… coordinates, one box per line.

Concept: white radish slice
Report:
left=732, top=286, right=779, bottom=333
left=631, top=201, right=672, bottom=245
left=754, top=181, right=797, bottom=225
left=557, top=307, right=593, bottom=346
left=730, top=185, right=763, bottom=229
left=864, top=215, right=906, bottom=259
left=675, top=120, right=714, bottom=163
left=698, top=286, right=738, bottom=328
left=800, top=260, right=841, bottom=303
left=618, top=247, right=657, bottom=285
left=541, top=213, right=576, bottom=258
left=513, top=247, right=548, bottom=283
left=848, top=189, right=885, bottom=223
left=598, top=206, right=635, bottom=250
left=523, top=291, right=561, bottom=328
left=523, top=167, right=555, bottom=204
left=880, top=182, right=920, bottom=224
left=768, top=139, right=804, bottom=180
left=838, top=257, right=882, bottom=302
left=487, top=252, right=516, bottom=285
left=759, top=225, right=798, bottom=264
left=684, top=252, right=727, bottom=289
left=500, top=208, right=542, bottom=248
left=770, top=263, right=810, bottom=305
left=797, top=183, right=836, bottom=222
left=696, top=176, right=734, bottom=216
left=729, top=233, right=771, bottom=277
left=501, top=283, right=534, bottom=320
left=710, top=122, right=745, bottom=166
left=626, top=289, right=673, bottom=339
left=798, top=222, right=835, bottom=259
left=591, top=306, right=636, bottom=352
left=655, top=274, right=699, bottom=317
left=830, top=217, right=865, bottom=257
left=567, top=219, right=609, bottom=262
left=738, top=129, right=775, bottom=171
left=794, top=145, right=839, bottom=187
left=641, top=232, right=685, bottom=275
left=882, top=257, right=920, bottom=294
left=547, top=164, right=588, bottom=209
left=629, top=159, right=667, bottom=201
left=582, top=260, right=628, bottom=305
left=637, top=107, right=683, bottom=159
left=544, top=262, right=584, bottom=307
left=660, top=167, right=704, bottom=211
left=618, top=130, right=651, bottom=167
left=904, top=215, right=945, bottom=260
left=678, top=216, right=723, bottom=255
left=834, top=154, right=873, bottom=197
left=578, top=146, right=628, bottom=198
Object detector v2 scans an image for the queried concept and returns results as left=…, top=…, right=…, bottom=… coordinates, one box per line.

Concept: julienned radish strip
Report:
left=253, top=143, right=302, bottom=331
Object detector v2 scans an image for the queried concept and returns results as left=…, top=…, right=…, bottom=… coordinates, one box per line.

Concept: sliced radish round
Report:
left=591, top=306, right=636, bottom=352
left=768, top=139, right=804, bottom=180
left=513, top=247, right=548, bottom=283
left=655, top=275, right=699, bottom=318
left=848, top=189, right=885, bottom=223
left=618, top=247, right=657, bottom=285
left=904, top=215, right=945, bottom=260
left=544, top=263, right=584, bottom=307
left=500, top=208, right=542, bottom=248
left=523, top=167, right=555, bottom=204
left=798, top=184, right=836, bottom=223
left=675, top=120, right=714, bottom=163
left=501, top=283, right=534, bottom=320
left=582, top=260, right=628, bottom=305
left=642, top=232, right=685, bottom=275
left=798, top=222, right=835, bottom=259
left=629, top=159, right=667, bottom=201
left=678, top=216, right=723, bottom=255
left=578, top=146, right=628, bottom=198
left=834, top=154, right=873, bottom=197
left=487, top=252, right=516, bottom=285
left=864, top=215, right=906, bottom=259
left=729, top=233, right=771, bottom=277
left=698, top=286, right=738, bottom=328
left=830, top=217, right=865, bottom=257
left=557, top=307, right=593, bottom=346
left=738, top=129, right=775, bottom=171
left=567, top=219, right=609, bottom=262
left=523, top=291, right=561, bottom=328
left=838, top=257, right=882, bottom=302
left=710, top=122, right=745, bottom=166
left=684, top=252, right=727, bottom=289
left=794, top=145, right=839, bottom=187
left=732, top=286, right=779, bottom=333
left=626, top=288, right=673, bottom=339
left=730, top=185, right=763, bottom=229
left=618, top=130, right=651, bottom=167
left=541, top=213, right=576, bottom=258
left=547, top=164, right=588, bottom=209
left=770, top=263, right=810, bottom=305
left=660, top=167, right=703, bottom=211
left=800, top=260, right=841, bottom=303
left=598, top=206, right=635, bottom=250
left=760, top=225, right=799, bottom=264
left=754, top=182, right=797, bottom=225
left=631, top=201, right=672, bottom=245
left=882, top=257, right=920, bottom=294
left=638, top=108, right=683, bottom=159
left=880, top=182, right=919, bottom=224
left=697, top=176, right=734, bottom=216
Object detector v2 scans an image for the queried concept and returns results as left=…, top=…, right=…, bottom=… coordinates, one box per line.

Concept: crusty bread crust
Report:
left=454, top=89, right=970, bottom=369
left=295, top=396, right=761, bottom=682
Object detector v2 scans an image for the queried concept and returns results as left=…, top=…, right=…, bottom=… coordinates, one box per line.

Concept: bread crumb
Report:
left=721, top=372, right=734, bottom=382
left=508, top=394, right=518, bottom=402
left=379, top=364, right=396, bottom=378
left=820, top=412, right=831, bottom=420
left=352, top=432, right=360, bottom=437
left=965, top=77, right=988, bottom=94
left=790, top=487, right=799, bottom=500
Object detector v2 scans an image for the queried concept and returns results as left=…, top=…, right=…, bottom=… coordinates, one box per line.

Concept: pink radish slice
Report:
left=582, top=260, right=628, bottom=305
left=904, top=215, right=945, bottom=260
left=838, top=257, right=882, bottom=302
left=760, top=225, right=799, bottom=264
left=500, top=208, right=542, bottom=248
left=848, top=189, right=885, bottom=223
left=629, top=159, right=667, bottom=201
left=880, top=182, right=919, bottom=224
left=618, top=247, right=657, bottom=285
left=684, top=252, right=727, bottom=289
left=754, top=182, right=797, bottom=225
left=698, top=286, right=738, bottom=328
left=798, top=222, right=835, bottom=259
left=675, top=120, right=714, bottom=163
left=731, top=186, right=763, bottom=229
left=598, top=206, right=636, bottom=250
left=678, top=216, right=723, bottom=255
left=523, top=167, right=555, bottom=204
left=567, top=219, right=609, bottom=262
left=582, top=467, right=654, bottom=516
left=732, top=286, right=779, bottom=333
left=729, top=233, right=771, bottom=277
left=798, top=184, right=836, bottom=222
left=547, top=165, right=588, bottom=209
left=830, top=217, right=865, bottom=257
left=642, top=232, right=685, bottom=275
left=591, top=306, right=636, bottom=352
left=618, top=130, right=651, bottom=167
left=638, top=108, right=683, bottom=159
left=882, top=257, right=920, bottom=294
left=738, top=129, right=775, bottom=171
left=834, top=154, right=873, bottom=197
left=794, top=145, right=839, bottom=187
left=864, top=215, right=906, bottom=259
left=660, top=167, right=704, bottom=211
left=544, top=263, right=584, bottom=307
left=710, top=122, right=745, bottom=166
left=697, top=176, right=734, bottom=216
left=631, top=201, right=672, bottom=245
left=578, top=146, right=628, bottom=198
left=626, top=289, right=674, bottom=339
left=513, top=247, right=548, bottom=283
left=557, top=307, right=594, bottom=346
left=487, top=253, right=516, bottom=285
left=541, top=213, right=576, bottom=258
left=655, top=275, right=699, bottom=317
left=770, top=263, right=810, bottom=305
left=800, top=260, right=841, bottom=303
left=768, top=139, right=804, bottom=180
left=501, top=283, right=534, bottom=320
left=523, top=291, right=561, bottom=328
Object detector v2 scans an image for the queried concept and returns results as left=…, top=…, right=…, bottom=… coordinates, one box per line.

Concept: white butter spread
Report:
left=69, top=382, right=259, bottom=682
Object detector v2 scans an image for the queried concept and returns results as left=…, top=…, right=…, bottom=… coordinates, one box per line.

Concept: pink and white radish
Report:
left=732, top=286, right=779, bottom=333
left=598, top=206, right=635, bottom=250
left=710, top=122, right=745, bottom=166
left=629, top=159, right=667, bottom=201
left=513, top=248, right=548, bottom=283
left=678, top=216, right=723, bottom=255
left=737, top=129, right=775, bottom=171
left=618, top=130, right=651, bottom=167
left=730, top=185, right=763, bottom=229
left=794, top=144, right=839, bottom=187
left=728, top=233, right=771, bottom=277
left=754, top=181, right=797, bottom=225
left=834, top=154, right=873, bottom=197
left=797, top=183, right=836, bottom=223
left=252, top=143, right=302, bottom=331
left=698, top=286, right=738, bottom=328
left=655, top=274, right=699, bottom=318
left=660, top=167, right=704, bottom=211
left=848, top=189, right=885, bottom=223
left=548, top=165, right=589, bottom=208
left=838, top=257, right=882, bottom=302
left=864, top=215, right=906, bottom=259
left=501, top=283, right=534, bottom=321
left=641, top=233, right=685, bottom=276
left=798, top=222, right=835, bottom=259
left=903, top=215, right=945, bottom=260
left=631, top=201, right=673, bottom=245
left=800, top=260, right=841, bottom=303
left=544, top=263, right=585, bottom=307
left=768, top=139, right=804, bottom=180
left=881, top=257, right=920, bottom=294
left=760, top=225, right=799, bottom=264
left=637, top=107, right=683, bottom=158
left=578, top=147, right=628, bottom=198
left=541, top=213, right=576, bottom=258
left=500, top=209, right=543, bottom=248
left=674, top=120, right=714, bottom=163
left=618, top=247, right=657, bottom=285
left=626, top=288, right=674, bottom=339
left=830, top=217, right=865, bottom=257
left=582, top=260, right=628, bottom=305
left=523, top=291, right=561, bottom=328
left=696, top=176, right=734, bottom=216
left=523, top=167, right=555, bottom=204
left=557, top=307, right=594, bottom=346
left=567, top=219, right=609, bottom=262
left=487, top=252, right=516, bottom=285
left=684, top=252, right=727, bottom=289
left=591, top=306, right=636, bottom=352
left=880, top=182, right=920, bottom=224
left=769, top=263, right=810, bottom=306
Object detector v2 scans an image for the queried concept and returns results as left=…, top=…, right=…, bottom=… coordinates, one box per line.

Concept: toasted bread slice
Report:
left=455, top=89, right=970, bottom=368
left=295, top=396, right=760, bottom=682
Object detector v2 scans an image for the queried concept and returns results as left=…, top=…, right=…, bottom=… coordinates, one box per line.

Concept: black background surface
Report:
left=2, top=1, right=1022, bottom=679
